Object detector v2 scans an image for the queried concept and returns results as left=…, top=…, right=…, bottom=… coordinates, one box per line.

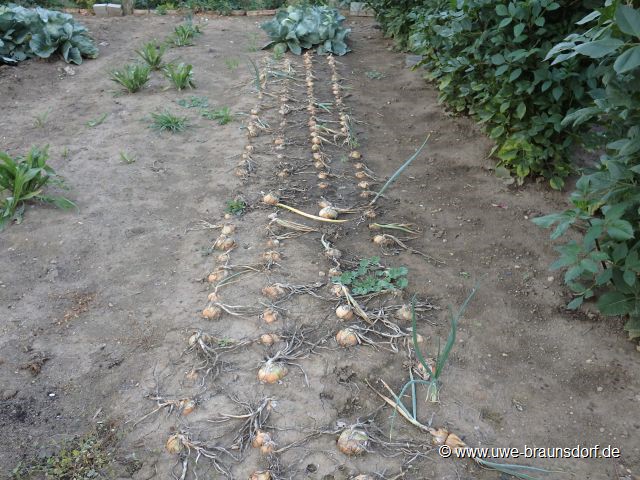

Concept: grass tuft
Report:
left=163, top=62, right=195, bottom=91
left=149, top=111, right=189, bottom=133
left=110, top=64, right=150, bottom=93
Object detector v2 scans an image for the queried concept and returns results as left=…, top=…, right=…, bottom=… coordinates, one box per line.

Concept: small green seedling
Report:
left=177, top=96, right=209, bottom=109
left=86, top=113, right=108, bottom=127
left=225, top=199, right=246, bottom=216
left=171, top=23, right=201, bottom=47
left=33, top=110, right=50, bottom=128
left=0, top=146, right=76, bottom=230
left=365, top=70, right=385, bottom=79
left=135, top=41, right=165, bottom=70
left=119, top=151, right=136, bottom=164
left=246, top=32, right=259, bottom=52
left=201, top=106, right=233, bottom=125
left=163, top=62, right=195, bottom=90
left=149, top=111, right=189, bottom=133
left=224, top=57, right=239, bottom=71
left=110, top=64, right=150, bottom=93
left=334, top=256, right=408, bottom=295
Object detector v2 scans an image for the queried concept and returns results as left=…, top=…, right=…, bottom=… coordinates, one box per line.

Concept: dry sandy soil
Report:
left=0, top=12, right=639, bottom=480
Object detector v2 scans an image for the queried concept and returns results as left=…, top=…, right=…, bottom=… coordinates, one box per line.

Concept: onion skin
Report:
left=165, top=434, right=184, bottom=454
left=202, top=305, right=222, bottom=320
left=251, top=430, right=271, bottom=448
left=262, top=284, right=285, bottom=300
left=336, top=328, right=359, bottom=347
left=260, top=440, right=277, bottom=455
left=319, top=207, right=338, bottom=219
left=258, top=362, right=288, bottom=383
left=337, top=428, right=368, bottom=455
left=336, top=305, right=354, bottom=321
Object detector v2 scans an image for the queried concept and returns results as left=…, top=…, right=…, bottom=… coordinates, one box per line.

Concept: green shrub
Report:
left=0, top=4, right=98, bottom=64
left=533, top=2, right=640, bottom=340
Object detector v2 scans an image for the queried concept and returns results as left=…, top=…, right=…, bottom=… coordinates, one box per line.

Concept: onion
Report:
left=247, top=126, right=258, bottom=137
left=311, top=137, right=321, bottom=145
left=262, top=308, right=279, bottom=324
left=217, top=252, right=230, bottom=263
left=314, top=160, right=325, bottom=170
left=328, top=267, right=342, bottom=277
left=349, top=151, right=362, bottom=160
left=274, top=137, right=285, bottom=146
left=354, top=162, right=365, bottom=170
left=318, top=199, right=332, bottom=208
left=249, top=471, right=272, bottom=480
left=185, top=369, right=198, bottom=381
left=224, top=213, right=233, bottom=220
left=277, top=169, right=289, bottom=179
left=166, top=434, right=184, bottom=454
left=262, top=251, right=281, bottom=262
left=368, top=223, right=381, bottom=231
left=364, top=209, right=377, bottom=219
left=208, top=268, right=228, bottom=283
left=260, top=440, right=277, bottom=455
left=312, top=152, right=322, bottom=160
left=360, top=191, right=374, bottom=199
left=308, top=119, right=317, bottom=127
left=396, top=304, right=412, bottom=321
left=214, top=235, right=236, bottom=251
left=445, top=433, right=466, bottom=451
left=221, top=224, right=236, bottom=235
left=188, top=332, right=200, bottom=346
left=358, top=181, right=370, bottom=189
left=258, top=362, right=288, bottom=383
left=373, top=235, right=392, bottom=246
left=331, top=284, right=344, bottom=297
left=319, top=207, right=338, bottom=219
left=318, top=172, right=329, bottom=180
left=250, top=114, right=259, bottom=121
left=251, top=430, right=271, bottom=448
left=259, top=333, right=280, bottom=346
left=337, top=428, right=368, bottom=455
left=250, top=108, right=259, bottom=115
left=262, top=192, right=279, bottom=205
left=318, top=182, right=329, bottom=190
left=325, top=248, right=342, bottom=259
left=355, top=171, right=367, bottom=179
left=202, top=305, right=222, bottom=320
left=245, top=144, right=255, bottom=153
left=181, top=399, right=196, bottom=416
left=336, top=328, right=359, bottom=347
left=311, top=144, right=320, bottom=152
left=266, top=238, right=280, bottom=248
left=415, top=333, right=425, bottom=344
left=431, top=428, right=449, bottom=446
left=336, top=305, right=354, bottom=321
left=235, top=167, right=246, bottom=177
left=262, top=284, right=285, bottom=300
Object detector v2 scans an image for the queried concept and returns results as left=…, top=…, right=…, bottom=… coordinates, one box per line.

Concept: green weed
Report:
left=149, top=111, right=189, bottom=133
left=86, top=113, right=108, bottom=128
left=334, top=256, right=408, bottom=295
left=163, top=62, right=195, bottom=90
left=110, top=64, right=150, bottom=93
left=201, top=106, right=233, bottom=125
left=171, top=22, right=201, bottom=47
left=119, top=151, right=136, bottom=164
left=365, top=70, right=385, bottom=80
left=0, top=146, right=75, bottom=230
left=225, top=198, right=246, bottom=216
left=33, top=110, right=50, bottom=128
left=224, top=57, right=239, bottom=71
left=135, top=41, right=165, bottom=70
left=177, top=95, right=209, bottom=109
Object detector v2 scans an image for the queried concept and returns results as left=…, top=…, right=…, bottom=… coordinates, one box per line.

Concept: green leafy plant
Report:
left=171, top=22, right=201, bottom=46
left=0, top=146, right=75, bottom=230
left=110, top=64, right=150, bottom=93
left=533, top=2, right=640, bottom=340
left=119, top=151, right=136, bottom=164
left=163, top=62, right=195, bottom=90
left=33, top=110, right=50, bottom=128
left=201, top=106, right=233, bottom=124
left=261, top=5, right=351, bottom=56
left=86, top=113, right=108, bottom=127
left=365, top=70, right=384, bottom=79
left=334, top=256, right=408, bottom=295
left=0, top=4, right=98, bottom=65
left=225, top=198, right=246, bottom=216
left=177, top=95, right=209, bottom=108
left=135, top=41, right=165, bottom=70
left=149, top=110, right=189, bottom=133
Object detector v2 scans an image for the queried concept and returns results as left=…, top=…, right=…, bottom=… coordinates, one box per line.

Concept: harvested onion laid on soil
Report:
left=207, top=268, right=228, bottom=283
left=261, top=308, right=279, bottom=324
left=262, top=251, right=281, bottom=262
left=318, top=182, right=329, bottom=190
left=249, top=471, right=272, bottom=480
left=324, top=247, right=342, bottom=259
left=336, top=328, right=359, bottom=347
left=337, top=428, right=369, bottom=455
left=260, top=440, right=277, bottom=455
left=202, top=305, right=222, bottom=320
left=431, top=428, right=467, bottom=452
left=364, top=209, right=377, bottom=219
left=319, top=206, right=338, bottom=219
left=262, top=284, right=285, bottom=300
left=259, top=333, right=280, bottom=346
left=207, top=291, right=219, bottom=302
left=180, top=399, right=196, bottom=416
left=258, top=362, right=288, bottom=383
left=358, top=181, right=370, bottom=189
left=373, top=234, right=393, bottom=247
left=336, top=304, right=354, bottom=321
left=349, top=151, right=361, bottom=160
left=165, top=434, right=184, bottom=454
left=213, top=235, right=235, bottom=251
left=221, top=224, right=236, bottom=235
left=331, top=284, right=344, bottom=297
left=251, top=430, right=271, bottom=448
left=396, top=304, right=412, bottom=321
left=262, top=192, right=279, bottom=205
left=328, top=267, right=342, bottom=277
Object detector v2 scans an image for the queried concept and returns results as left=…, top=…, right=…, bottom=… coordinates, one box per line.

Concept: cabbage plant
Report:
left=261, top=5, right=350, bottom=56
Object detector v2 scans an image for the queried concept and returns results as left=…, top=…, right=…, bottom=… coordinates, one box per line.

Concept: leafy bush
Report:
left=0, top=146, right=75, bottom=230
left=0, top=3, right=98, bottom=64
left=261, top=5, right=350, bottom=55
left=533, top=2, right=640, bottom=340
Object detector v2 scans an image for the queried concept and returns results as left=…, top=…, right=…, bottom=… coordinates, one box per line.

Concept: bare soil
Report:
left=0, top=13, right=638, bottom=480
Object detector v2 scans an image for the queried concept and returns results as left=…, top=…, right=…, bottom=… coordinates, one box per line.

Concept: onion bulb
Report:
left=358, top=181, right=370, bottom=189
left=396, top=304, right=412, bottom=321
left=337, top=428, right=368, bottom=455
left=336, top=328, right=359, bottom=347
left=314, top=160, right=325, bottom=170
left=350, top=151, right=362, bottom=160
left=328, top=267, right=342, bottom=277
left=368, top=223, right=380, bottom=231
left=355, top=171, right=367, bottom=179
left=311, top=137, right=321, bottom=145
left=318, top=171, right=329, bottom=180
left=260, top=440, right=277, bottom=455
left=245, top=144, right=254, bottom=153
left=373, top=235, right=393, bottom=246
left=221, top=224, right=236, bottom=235
left=180, top=399, right=196, bottom=416
left=249, top=471, right=272, bottom=480
left=235, top=167, right=246, bottom=178
left=247, top=126, right=258, bottom=137
left=207, top=291, right=219, bottom=302
left=277, top=169, right=290, bottom=179
left=266, top=238, right=280, bottom=248
left=311, top=144, right=320, bottom=152
left=258, top=362, right=288, bottom=383
left=318, top=182, right=329, bottom=190
left=431, top=428, right=449, bottom=446
left=262, top=308, right=279, bottom=324
left=262, top=192, right=279, bottom=205
left=331, top=284, right=344, bottom=297
left=262, top=251, right=281, bottom=262
left=364, top=209, right=377, bottom=219
left=262, top=284, right=285, bottom=300
left=250, top=108, right=259, bottom=115
left=214, top=235, right=235, bottom=251
left=202, top=305, right=222, bottom=320
left=259, top=333, right=280, bottom=346
left=354, top=162, right=365, bottom=170
left=312, top=152, right=322, bottom=161
left=165, top=434, right=184, bottom=454
left=208, top=268, right=228, bottom=283
left=251, top=430, right=271, bottom=448
left=336, top=305, right=354, bottom=321
left=360, top=191, right=374, bottom=199
left=319, top=207, right=338, bottom=219
left=217, top=252, right=230, bottom=263
left=274, top=137, right=285, bottom=146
